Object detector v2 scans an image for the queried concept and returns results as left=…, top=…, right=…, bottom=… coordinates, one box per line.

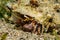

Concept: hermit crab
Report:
left=5, top=0, right=60, bottom=35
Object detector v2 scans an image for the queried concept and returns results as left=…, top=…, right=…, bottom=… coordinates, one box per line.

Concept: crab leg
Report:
left=37, top=26, right=41, bottom=35
left=41, top=24, right=44, bottom=34
left=46, top=23, right=50, bottom=32
left=32, top=23, right=37, bottom=33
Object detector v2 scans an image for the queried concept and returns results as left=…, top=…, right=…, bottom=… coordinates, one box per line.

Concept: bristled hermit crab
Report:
left=6, top=0, right=60, bottom=35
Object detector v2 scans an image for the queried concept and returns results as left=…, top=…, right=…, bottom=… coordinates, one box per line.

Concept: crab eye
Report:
left=48, top=18, right=53, bottom=22
left=30, top=0, right=39, bottom=7
left=56, top=9, right=60, bottom=13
